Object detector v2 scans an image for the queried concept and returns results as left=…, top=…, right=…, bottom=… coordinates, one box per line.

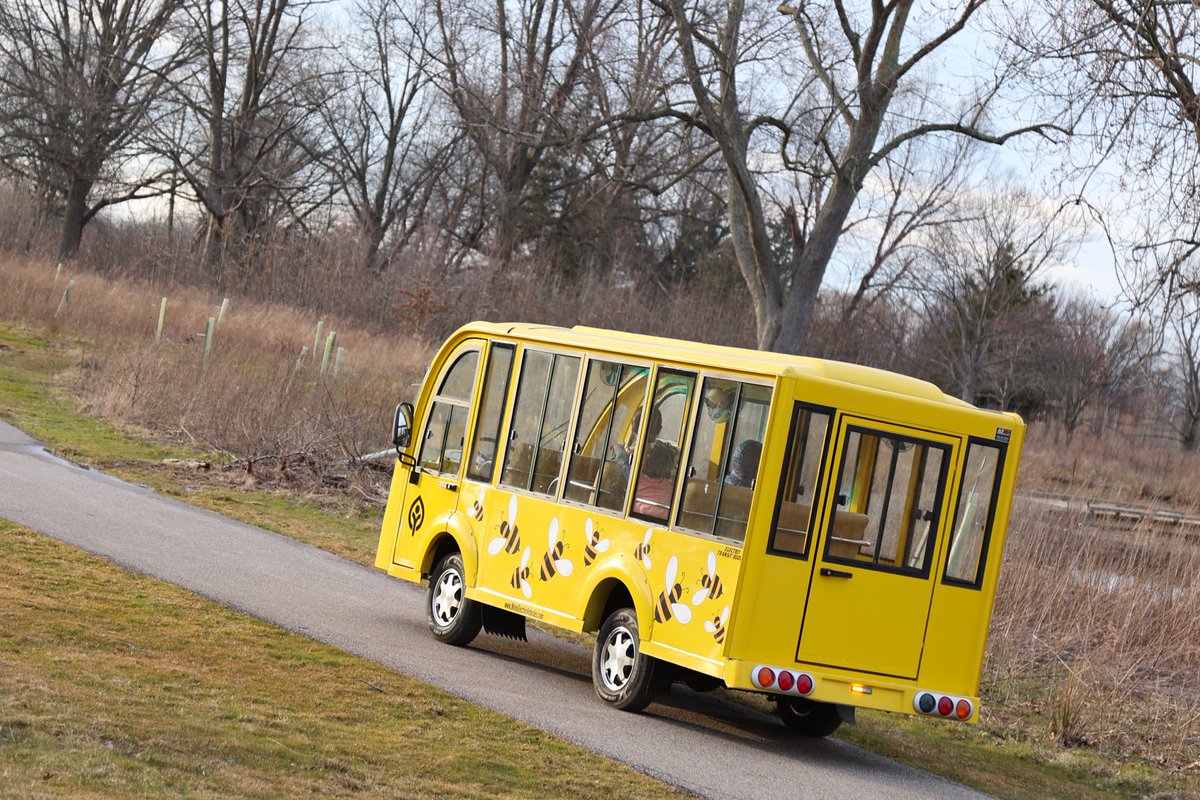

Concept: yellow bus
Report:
left=376, top=322, right=1023, bottom=735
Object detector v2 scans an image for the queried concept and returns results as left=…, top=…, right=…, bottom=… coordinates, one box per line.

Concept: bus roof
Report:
left=458, top=321, right=975, bottom=411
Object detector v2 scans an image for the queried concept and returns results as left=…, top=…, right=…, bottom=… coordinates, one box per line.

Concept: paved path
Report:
left=0, top=419, right=991, bottom=800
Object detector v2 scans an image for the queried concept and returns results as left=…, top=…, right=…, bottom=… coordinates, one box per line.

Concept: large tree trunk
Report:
left=770, top=148, right=874, bottom=354
left=56, top=175, right=94, bottom=262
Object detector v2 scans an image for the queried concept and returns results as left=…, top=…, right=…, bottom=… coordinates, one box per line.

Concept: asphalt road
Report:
left=0, top=418, right=991, bottom=799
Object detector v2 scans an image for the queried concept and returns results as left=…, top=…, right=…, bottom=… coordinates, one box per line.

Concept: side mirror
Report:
left=393, top=402, right=414, bottom=449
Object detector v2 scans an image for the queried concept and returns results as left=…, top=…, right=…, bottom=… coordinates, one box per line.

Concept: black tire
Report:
left=592, top=607, right=657, bottom=711
left=777, top=697, right=843, bottom=737
left=427, top=552, right=482, bottom=646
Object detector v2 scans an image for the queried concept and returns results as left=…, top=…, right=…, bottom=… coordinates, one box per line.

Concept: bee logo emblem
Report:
left=539, top=518, right=574, bottom=581
left=654, top=556, right=691, bottom=624
left=468, top=487, right=486, bottom=521
left=705, top=606, right=730, bottom=644
left=582, top=518, right=610, bottom=566
left=633, top=529, right=652, bottom=570
left=488, top=495, right=521, bottom=556
left=693, top=550, right=724, bottom=606
left=510, top=546, right=532, bottom=598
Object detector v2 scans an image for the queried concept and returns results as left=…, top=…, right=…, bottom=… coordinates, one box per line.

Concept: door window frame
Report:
left=766, top=401, right=837, bottom=560
left=822, top=422, right=954, bottom=580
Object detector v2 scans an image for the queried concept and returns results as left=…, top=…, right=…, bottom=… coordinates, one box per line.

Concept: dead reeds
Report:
left=988, top=485, right=1200, bottom=763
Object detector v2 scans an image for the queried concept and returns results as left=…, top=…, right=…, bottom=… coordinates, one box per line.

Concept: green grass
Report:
left=836, top=710, right=1190, bottom=800
left=2, top=321, right=1197, bottom=799
left=0, top=522, right=689, bottom=799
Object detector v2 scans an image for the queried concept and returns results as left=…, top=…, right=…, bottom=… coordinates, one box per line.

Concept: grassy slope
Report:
left=0, top=522, right=688, bottom=799
left=1, top=323, right=1196, bottom=799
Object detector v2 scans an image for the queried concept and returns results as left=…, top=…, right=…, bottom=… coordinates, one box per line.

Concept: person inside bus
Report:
left=633, top=440, right=679, bottom=520
left=612, top=405, right=662, bottom=477
left=724, top=439, right=762, bottom=488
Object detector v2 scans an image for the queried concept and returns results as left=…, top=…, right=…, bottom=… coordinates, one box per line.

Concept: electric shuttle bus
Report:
left=375, top=322, right=1023, bottom=735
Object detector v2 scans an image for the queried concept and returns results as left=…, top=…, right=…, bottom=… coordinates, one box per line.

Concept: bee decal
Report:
left=633, top=529, right=652, bottom=570
left=705, top=606, right=730, bottom=644
left=654, top=556, right=692, bottom=624
left=488, top=495, right=521, bottom=556
left=468, top=487, right=486, bottom=522
left=539, top=518, right=574, bottom=581
left=510, top=546, right=532, bottom=598
left=693, top=550, right=724, bottom=606
left=582, top=518, right=610, bottom=566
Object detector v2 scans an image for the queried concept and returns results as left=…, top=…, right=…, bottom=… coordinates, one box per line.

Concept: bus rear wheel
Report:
left=777, top=697, right=843, bottom=737
left=593, top=608, right=656, bottom=712
left=427, top=552, right=482, bottom=646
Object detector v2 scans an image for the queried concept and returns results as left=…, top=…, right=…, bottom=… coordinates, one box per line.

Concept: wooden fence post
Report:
left=156, top=297, right=168, bottom=343
left=319, top=331, right=336, bottom=377
left=333, top=346, right=345, bottom=380
left=203, top=317, right=215, bottom=371
left=55, top=280, right=75, bottom=320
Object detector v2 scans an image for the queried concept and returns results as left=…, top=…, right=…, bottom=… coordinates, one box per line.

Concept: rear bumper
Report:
left=722, top=659, right=979, bottom=723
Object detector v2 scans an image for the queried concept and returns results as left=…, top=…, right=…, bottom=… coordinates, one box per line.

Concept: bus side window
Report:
left=630, top=369, right=695, bottom=522
left=565, top=361, right=645, bottom=510
left=418, top=349, right=480, bottom=475
left=678, top=378, right=772, bottom=543
left=944, top=442, right=1003, bottom=587
left=769, top=406, right=833, bottom=557
left=499, top=350, right=580, bottom=494
left=465, top=344, right=515, bottom=483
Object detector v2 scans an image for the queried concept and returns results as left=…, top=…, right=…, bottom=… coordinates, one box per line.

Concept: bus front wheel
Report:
left=777, top=697, right=843, bottom=737
left=427, top=552, right=482, bottom=646
left=593, top=608, right=656, bottom=711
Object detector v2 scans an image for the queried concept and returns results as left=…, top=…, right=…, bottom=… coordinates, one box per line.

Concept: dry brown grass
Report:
left=1022, top=423, right=1200, bottom=507
left=0, top=256, right=435, bottom=468
left=987, top=477, right=1200, bottom=765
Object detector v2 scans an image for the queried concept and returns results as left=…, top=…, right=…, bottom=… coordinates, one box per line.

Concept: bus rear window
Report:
left=826, top=428, right=948, bottom=577
left=945, top=441, right=1004, bottom=587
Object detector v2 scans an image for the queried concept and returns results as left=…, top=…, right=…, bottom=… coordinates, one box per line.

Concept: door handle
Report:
left=820, top=568, right=853, bottom=579
left=438, top=481, right=458, bottom=491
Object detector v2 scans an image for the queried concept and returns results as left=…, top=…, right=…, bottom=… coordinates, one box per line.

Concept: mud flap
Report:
left=481, top=606, right=527, bottom=640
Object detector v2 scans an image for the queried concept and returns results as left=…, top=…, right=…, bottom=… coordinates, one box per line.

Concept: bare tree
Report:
left=659, top=0, right=1066, bottom=353
left=912, top=188, right=1073, bottom=405
left=834, top=133, right=978, bottom=324
left=0, top=0, right=195, bottom=261
left=315, top=0, right=446, bottom=273
left=1020, top=0, right=1200, bottom=307
left=430, top=0, right=621, bottom=262
left=1050, top=295, right=1154, bottom=436
left=160, top=0, right=329, bottom=277
left=1167, top=288, right=1200, bottom=450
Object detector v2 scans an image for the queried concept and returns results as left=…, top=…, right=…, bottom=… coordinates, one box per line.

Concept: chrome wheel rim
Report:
left=431, top=569, right=463, bottom=627
left=600, top=625, right=636, bottom=692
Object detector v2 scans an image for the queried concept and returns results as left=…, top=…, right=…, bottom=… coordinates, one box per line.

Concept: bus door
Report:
left=390, top=341, right=483, bottom=567
left=796, top=420, right=955, bottom=679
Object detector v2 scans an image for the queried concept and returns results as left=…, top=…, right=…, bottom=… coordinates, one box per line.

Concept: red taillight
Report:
left=796, top=673, right=814, bottom=695
left=915, top=690, right=973, bottom=721
left=756, top=667, right=775, bottom=688
left=777, top=671, right=795, bottom=691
